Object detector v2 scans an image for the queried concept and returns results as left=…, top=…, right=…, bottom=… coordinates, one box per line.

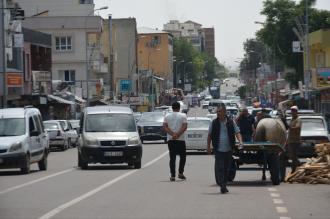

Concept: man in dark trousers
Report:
left=236, top=108, right=255, bottom=142
left=207, top=105, right=243, bottom=194
left=163, top=102, right=188, bottom=181
left=287, top=105, right=302, bottom=173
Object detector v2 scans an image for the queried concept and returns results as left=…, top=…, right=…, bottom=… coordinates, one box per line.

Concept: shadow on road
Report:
left=228, top=180, right=271, bottom=187
left=0, top=169, right=39, bottom=176
left=75, top=165, right=132, bottom=171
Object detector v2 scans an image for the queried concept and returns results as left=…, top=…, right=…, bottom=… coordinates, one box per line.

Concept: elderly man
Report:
left=287, top=105, right=302, bottom=173
left=207, top=105, right=243, bottom=194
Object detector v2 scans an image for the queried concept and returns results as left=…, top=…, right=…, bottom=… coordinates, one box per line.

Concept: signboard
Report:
left=13, top=34, right=24, bottom=48
left=120, top=80, right=131, bottom=92
left=292, top=41, right=302, bottom=53
left=316, top=68, right=330, bottom=88
left=6, top=73, right=22, bottom=86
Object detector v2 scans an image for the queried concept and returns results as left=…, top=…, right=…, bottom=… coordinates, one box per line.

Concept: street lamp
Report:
left=85, top=6, right=108, bottom=106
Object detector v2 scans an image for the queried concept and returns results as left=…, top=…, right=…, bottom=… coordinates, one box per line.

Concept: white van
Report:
left=0, top=107, right=49, bottom=174
left=78, top=106, right=142, bottom=169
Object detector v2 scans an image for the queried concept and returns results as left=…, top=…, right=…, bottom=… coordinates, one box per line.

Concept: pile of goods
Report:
left=285, top=143, right=330, bottom=184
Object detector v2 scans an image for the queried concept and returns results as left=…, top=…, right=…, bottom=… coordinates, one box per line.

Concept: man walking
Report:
left=207, top=105, right=243, bottom=194
left=163, top=102, right=188, bottom=181
left=287, top=105, right=302, bottom=173
left=236, top=108, right=255, bottom=142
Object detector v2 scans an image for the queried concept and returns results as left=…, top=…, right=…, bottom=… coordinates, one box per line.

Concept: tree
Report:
left=256, top=0, right=330, bottom=87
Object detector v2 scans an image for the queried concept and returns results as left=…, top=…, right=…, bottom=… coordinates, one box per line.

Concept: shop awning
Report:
left=47, top=95, right=75, bottom=105
left=65, top=92, right=86, bottom=103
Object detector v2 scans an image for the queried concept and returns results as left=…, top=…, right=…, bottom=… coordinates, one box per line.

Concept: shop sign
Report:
left=6, top=73, right=22, bottom=86
left=317, top=68, right=330, bottom=88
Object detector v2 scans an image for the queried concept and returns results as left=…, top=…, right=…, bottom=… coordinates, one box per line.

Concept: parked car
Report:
left=56, top=120, right=79, bottom=147
left=287, top=115, right=330, bottom=158
left=285, top=109, right=315, bottom=117
left=133, top=112, right=142, bottom=123
left=178, top=100, right=189, bottom=113
left=43, top=120, right=69, bottom=151
left=154, top=105, right=173, bottom=114
left=69, top=120, right=80, bottom=132
left=137, top=112, right=167, bottom=143
left=202, top=100, right=209, bottom=109
left=0, top=107, right=49, bottom=174
left=185, top=117, right=211, bottom=151
left=78, top=106, right=142, bottom=169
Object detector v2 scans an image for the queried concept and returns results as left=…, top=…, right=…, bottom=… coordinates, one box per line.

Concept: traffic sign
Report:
left=120, top=80, right=131, bottom=92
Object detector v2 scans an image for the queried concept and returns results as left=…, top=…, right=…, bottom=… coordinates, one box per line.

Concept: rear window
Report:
left=44, top=123, right=59, bottom=130
left=188, top=120, right=210, bottom=129
left=301, top=119, right=325, bottom=131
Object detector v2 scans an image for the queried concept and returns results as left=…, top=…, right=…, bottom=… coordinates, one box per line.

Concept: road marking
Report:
left=270, top=193, right=280, bottom=198
left=279, top=217, right=291, bottom=219
left=39, top=151, right=169, bottom=219
left=0, top=168, right=74, bottom=195
left=276, top=207, right=288, bottom=214
left=268, top=188, right=277, bottom=192
left=273, top=199, right=284, bottom=204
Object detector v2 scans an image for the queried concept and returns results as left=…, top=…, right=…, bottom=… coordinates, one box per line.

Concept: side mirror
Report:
left=30, top=130, right=39, bottom=137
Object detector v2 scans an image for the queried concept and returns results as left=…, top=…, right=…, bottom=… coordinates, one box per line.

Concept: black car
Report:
left=137, top=112, right=167, bottom=143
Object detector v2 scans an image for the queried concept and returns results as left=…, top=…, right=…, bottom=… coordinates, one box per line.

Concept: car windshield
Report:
left=44, top=123, right=59, bottom=130
left=139, top=113, right=164, bottom=123
left=188, top=120, right=210, bottom=129
left=209, top=102, right=224, bottom=107
left=86, top=114, right=136, bottom=132
left=301, top=119, right=325, bottom=131
left=0, top=118, right=25, bottom=136
left=58, top=121, right=68, bottom=130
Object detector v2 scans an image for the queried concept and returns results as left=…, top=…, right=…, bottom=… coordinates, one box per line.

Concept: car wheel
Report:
left=78, top=152, right=88, bottom=170
left=134, top=160, right=142, bottom=169
left=21, top=154, right=31, bottom=174
left=38, top=150, right=48, bottom=171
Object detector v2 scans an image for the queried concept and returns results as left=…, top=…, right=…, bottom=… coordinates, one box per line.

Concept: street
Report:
left=0, top=107, right=329, bottom=219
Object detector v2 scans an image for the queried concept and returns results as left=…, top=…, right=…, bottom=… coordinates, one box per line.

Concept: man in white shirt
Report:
left=163, top=101, right=188, bottom=181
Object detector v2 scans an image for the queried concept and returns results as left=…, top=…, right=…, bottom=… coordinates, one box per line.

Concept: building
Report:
left=101, top=18, right=137, bottom=98
left=137, top=27, right=174, bottom=106
left=15, top=0, right=94, bottom=17
left=308, top=29, right=330, bottom=115
left=203, top=28, right=215, bottom=57
left=22, top=16, right=105, bottom=100
left=164, top=20, right=205, bottom=53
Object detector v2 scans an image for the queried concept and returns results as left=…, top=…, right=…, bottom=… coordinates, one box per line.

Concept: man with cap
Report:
left=287, top=106, right=302, bottom=173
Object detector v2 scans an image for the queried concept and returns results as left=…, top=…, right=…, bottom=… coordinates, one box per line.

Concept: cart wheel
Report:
left=268, top=153, right=280, bottom=185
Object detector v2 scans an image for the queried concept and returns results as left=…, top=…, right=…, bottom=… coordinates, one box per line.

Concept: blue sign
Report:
left=120, top=80, right=132, bottom=92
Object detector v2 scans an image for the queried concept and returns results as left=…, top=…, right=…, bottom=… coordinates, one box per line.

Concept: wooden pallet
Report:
left=285, top=143, right=330, bottom=184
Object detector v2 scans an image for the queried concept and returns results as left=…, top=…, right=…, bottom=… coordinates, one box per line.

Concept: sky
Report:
left=94, top=0, right=330, bottom=71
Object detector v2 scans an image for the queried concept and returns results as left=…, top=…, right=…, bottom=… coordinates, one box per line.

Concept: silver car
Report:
left=44, top=120, right=69, bottom=151
left=78, top=106, right=142, bottom=169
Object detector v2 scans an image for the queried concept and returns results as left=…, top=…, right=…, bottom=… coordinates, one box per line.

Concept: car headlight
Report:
left=128, top=136, right=140, bottom=145
left=9, top=142, right=22, bottom=152
left=85, top=138, right=98, bottom=147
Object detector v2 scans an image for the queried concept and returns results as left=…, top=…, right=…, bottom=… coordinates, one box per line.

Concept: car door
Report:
left=34, top=115, right=47, bottom=158
left=28, top=116, right=41, bottom=162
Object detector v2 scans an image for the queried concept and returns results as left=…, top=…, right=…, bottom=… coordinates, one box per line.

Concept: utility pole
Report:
left=108, top=14, right=112, bottom=103
left=0, top=0, right=7, bottom=108
left=305, top=0, right=311, bottom=109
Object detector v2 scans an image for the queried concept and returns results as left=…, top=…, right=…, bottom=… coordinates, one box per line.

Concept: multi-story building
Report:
left=163, top=20, right=205, bottom=53
left=15, top=0, right=94, bottom=17
left=137, top=27, right=173, bottom=104
left=203, top=28, right=215, bottom=57
left=101, top=18, right=137, bottom=97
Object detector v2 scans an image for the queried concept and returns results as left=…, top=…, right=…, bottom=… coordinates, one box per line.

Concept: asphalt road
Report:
left=0, top=107, right=329, bottom=219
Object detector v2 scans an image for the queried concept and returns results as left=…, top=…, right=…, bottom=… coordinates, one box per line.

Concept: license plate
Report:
left=188, top=134, right=202, bottom=138
left=104, top=151, right=123, bottom=157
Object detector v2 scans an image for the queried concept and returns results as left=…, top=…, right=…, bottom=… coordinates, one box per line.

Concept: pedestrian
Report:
left=236, top=108, right=255, bottom=142
left=207, top=105, right=243, bottom=194
left=163, top=101, right=188, bottom=181
left=287, top=105, right=302, bottom=173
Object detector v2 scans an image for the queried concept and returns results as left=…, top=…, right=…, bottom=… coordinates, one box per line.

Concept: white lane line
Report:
left=0, top=168, right=74, bottom=195
left=273, top=199, right=284, bottom=204
left=279, top=217, right=291, bottom=219
left=39, top=151, right=169, bottom=219
left=268, top=188, right=277, bottom=192
left=270, top=193, right=280, bottom=198
left=276, top=207, right=288, bottom=214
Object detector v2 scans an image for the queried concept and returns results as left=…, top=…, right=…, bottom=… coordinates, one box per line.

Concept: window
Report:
left=79, top=0, right=93, bottom=4
left=59, top=70, right=75, bottom=82
left=55, top=36, right=72, bottom=51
